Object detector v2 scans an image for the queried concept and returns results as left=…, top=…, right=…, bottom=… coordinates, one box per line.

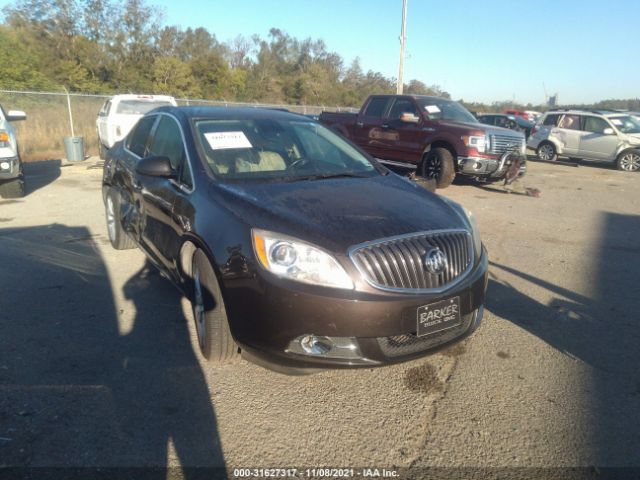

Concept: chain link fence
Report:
left=0, top=89, right=358, bottom=161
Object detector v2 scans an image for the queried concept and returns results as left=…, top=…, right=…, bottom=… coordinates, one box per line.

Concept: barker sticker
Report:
left=204, top=131, right=253, bottom=150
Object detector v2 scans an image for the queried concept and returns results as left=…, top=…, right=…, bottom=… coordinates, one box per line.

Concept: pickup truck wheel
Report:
left=423, top=148, right=455, bottom=188
left=536, top=142, right=557, bottom=162
left=191, top=249, right=238, bottom=363
left=616, top=150, right=640, bottom=172
left=105, top=188, right=136, bottom=250
left=0, top=177, right=25, bottom=199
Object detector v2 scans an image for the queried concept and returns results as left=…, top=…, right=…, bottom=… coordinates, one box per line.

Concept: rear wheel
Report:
left=616, top=150, right=640, bottom=172
left=0, top=177, right=25, bottom=199
left=423, top=147, right=455, bottom=189
left=191, top=249, right=237, bottom=362
left=536, top=141, right=557, bottom=162
left=105, top=188, right=136, bottom=250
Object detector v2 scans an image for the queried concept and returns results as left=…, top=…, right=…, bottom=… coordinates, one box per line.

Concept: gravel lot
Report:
left=0, top=157, right=639, bottom=478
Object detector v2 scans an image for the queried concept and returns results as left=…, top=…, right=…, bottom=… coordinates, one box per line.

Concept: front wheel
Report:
left=191, top=249, right=237, bottom=362
left=0, top=177, right=25, bottom=199
left=422, top=147, right=455, bottom=189
left=616, top=150, right=640, bottom=172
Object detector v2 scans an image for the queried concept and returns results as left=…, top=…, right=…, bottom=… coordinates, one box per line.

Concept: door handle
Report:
left=422, top=127, right=435, bottom=132
left=382, top=124, right=390, bottom=129
left=356, top=122, right=364, bottom=127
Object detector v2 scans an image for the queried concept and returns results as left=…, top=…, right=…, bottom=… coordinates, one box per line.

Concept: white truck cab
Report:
left=0, top=105, right=27, bottom=198
left=96, top=94, right=177, bottom=158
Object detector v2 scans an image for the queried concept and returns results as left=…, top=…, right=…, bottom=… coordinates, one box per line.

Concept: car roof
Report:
left=152, top=105, right=313, bottom=122
left=545, top=109, right=625, bottom=117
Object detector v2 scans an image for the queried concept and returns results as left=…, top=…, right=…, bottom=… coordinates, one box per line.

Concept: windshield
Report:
left=193, top=118, right=378, bottom=181
left=116, top=100, right=173, bottom=115
left=609, top=115, right=640, bottom=134
left=417, top=98, right=478, bottom=124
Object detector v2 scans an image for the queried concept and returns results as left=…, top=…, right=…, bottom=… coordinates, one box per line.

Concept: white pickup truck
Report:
left=96, top=94, right=177, bottom=158
left=0, top=104, right=27, bottom=198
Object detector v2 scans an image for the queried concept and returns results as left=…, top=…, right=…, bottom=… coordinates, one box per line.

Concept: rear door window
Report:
left=126, top=115, right=157, bottom=157
left=363, top=97, right=391, bottom=118
left=559, top=115, right=581, bottom=130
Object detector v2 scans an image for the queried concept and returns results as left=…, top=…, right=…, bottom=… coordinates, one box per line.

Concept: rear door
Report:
left=352, top=96, right=392, bottom=158
left=376, top=97, right=424, bottom=163
left=554, top=114, right=583, bottom=155
left=579, top=116, right=619, bottom=161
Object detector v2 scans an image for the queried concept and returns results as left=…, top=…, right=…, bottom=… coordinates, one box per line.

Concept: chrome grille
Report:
left=488, top=134, right=525, bottom=155
left=378, top=311, right=475, bottom=358
left=349, top=230, right=473, bottom=292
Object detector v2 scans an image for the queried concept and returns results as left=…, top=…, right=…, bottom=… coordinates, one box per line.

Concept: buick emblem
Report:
left=424, top=248, right=448, bottom=274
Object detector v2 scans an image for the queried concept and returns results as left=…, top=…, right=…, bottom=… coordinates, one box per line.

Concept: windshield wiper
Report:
left=299, top=172, right=372, bottom=181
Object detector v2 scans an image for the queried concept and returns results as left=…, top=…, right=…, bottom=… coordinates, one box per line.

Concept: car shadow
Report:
left=23, top=159, right=62, bottom=196
left=486, top=212, right=640, bottom=465
left=0, top=224, right=226, bottom=478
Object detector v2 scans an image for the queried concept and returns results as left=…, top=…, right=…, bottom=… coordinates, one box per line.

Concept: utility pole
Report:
left=396, top=0, right=408, bottom=94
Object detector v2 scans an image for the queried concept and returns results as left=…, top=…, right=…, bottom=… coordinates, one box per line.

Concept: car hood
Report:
left=439, top=120, right=524, bottom=138
left=213, top=173, right=468, bottom=253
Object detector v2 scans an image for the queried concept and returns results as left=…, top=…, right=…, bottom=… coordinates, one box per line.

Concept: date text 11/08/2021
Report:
left=233, top=468, right=399, bottom=478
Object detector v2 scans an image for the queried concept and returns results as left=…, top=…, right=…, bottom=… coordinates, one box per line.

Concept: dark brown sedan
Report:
left=102, top=106, right=488, bottom=373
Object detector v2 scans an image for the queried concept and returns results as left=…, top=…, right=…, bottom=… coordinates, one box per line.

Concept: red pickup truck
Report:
left=319, top=95, right=526, bottom=188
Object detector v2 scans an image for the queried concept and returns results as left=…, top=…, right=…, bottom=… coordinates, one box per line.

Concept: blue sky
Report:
left=2, top=0, right=638, bottom=104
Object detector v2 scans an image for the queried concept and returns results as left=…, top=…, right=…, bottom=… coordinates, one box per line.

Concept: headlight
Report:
left=252, top=229, right=354, bottom=290
left=462, top=135, right=487, bottom=153
left=439, top=197, right=482, bottom=258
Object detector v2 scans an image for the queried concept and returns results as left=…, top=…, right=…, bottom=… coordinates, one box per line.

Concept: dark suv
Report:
left=103, top=107, right=488, bottom=372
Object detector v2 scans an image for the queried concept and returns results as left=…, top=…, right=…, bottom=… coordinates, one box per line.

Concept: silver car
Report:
left=527, top=110, right=640, bottom=171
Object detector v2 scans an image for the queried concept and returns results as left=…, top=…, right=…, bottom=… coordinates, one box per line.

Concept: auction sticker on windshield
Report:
left=425, top=105, right=441, bottom=114
left=204, top=131, right=252, bottom=150
left=417, top=297, right=461, bottom=336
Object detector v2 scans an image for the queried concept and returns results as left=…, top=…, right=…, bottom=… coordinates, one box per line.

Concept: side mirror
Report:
left=136, top=156, right=175, bottom=178
left=400, top=112, right=420, bottom=124
left=6, top=110, right=26, bottom=122
left=603, top=128, right=615, bottom=135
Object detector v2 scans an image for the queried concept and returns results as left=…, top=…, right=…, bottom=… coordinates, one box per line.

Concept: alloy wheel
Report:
left=192, top=267, right=207, bottom=349
left=619, top=152, right=640, bottom=172
left=426, top=156, right=442, bottom=179
left=538, top=144, right=555, bottom=161
left=106, top=196, right=116, bottom=241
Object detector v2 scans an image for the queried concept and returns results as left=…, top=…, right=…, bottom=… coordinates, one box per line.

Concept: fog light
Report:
left=0, top=161, right=10, bottom=170
left=287, top=335, right=364, bottom=360
left=300, top=335, right=331, bottom=355
left=473, top=162, right=482, bottom=170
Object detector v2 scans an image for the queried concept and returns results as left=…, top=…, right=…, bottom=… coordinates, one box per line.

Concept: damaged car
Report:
left=102, top=106, right=488, bottom=372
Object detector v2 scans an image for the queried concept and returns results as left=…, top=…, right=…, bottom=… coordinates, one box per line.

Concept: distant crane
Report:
left=543, top=82, right=558, bottom=107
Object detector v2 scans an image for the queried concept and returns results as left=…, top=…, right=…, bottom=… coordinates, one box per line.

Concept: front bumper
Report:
left=224, top=247, right=489, bottom=370
left=458, top=153, right=526, bottom=180
left=0, top=156, right=21, bottom=181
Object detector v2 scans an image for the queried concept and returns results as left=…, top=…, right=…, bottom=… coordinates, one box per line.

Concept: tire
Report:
left=616, top=150, right=640, bottom=172
left=105, top=188, right=136, bottom=250
left=536, top=141, right=557, bottom=162
left=0, top=177, right=25, bottom=199
left=423, top=147, right=455, bottom=189
left=191, top=249, right=237, bottom=362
